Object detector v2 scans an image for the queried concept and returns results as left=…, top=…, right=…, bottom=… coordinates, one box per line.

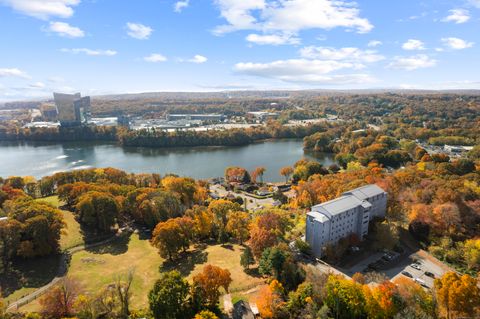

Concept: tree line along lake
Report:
left=0, top=139, right=335, bottom=182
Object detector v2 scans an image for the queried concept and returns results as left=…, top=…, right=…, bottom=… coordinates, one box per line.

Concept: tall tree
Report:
left=149, top=271, right=190, bottom=319
left=279, top=166, right=294, bottom=184
left=225, top=211, right=250, bottom=244
left=435, top=272, right=480, bottom=319
left=76, top=191, right=119, bottom=233
left=240, top=246, right=255, bottom=270
left=252, top=167, right=266, bottom=184
left=39, top=277, right=80, bottom=319
left=152, top=219, right=183, bottom=260
left=192, top=265, right=232, bottom=309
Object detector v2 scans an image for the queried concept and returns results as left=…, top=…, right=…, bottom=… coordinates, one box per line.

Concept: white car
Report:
left=414, top=278, right=426, bottom=285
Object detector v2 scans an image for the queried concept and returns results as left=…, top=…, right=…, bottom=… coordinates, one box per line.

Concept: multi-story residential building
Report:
left=305, top=184, right=387, bottom=258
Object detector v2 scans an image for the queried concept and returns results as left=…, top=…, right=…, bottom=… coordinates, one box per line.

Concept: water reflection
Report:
left=0, top=139, right=335, bottom=181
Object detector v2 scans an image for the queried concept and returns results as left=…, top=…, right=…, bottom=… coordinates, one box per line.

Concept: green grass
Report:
left=68, top=233, right=163, bottom=308
left=59, top=210, right=84, bottom=250
left=186, top=244, right=264, bottom=293
left=21, top=233, right=163, bottom=312
left=35, top=195, right=84, bottom=250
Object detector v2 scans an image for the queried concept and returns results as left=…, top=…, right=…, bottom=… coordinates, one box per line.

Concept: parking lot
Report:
left=388, top=251, right=448, bottom=288
left=342, top=248, right=450, bottom=289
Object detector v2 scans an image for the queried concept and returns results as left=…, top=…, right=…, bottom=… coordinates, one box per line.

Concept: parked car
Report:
left=424, top=271, right=435, bottom=278
left=414, top=278, right=426, bottom=285
left=402, top=271, right=413, bottom=278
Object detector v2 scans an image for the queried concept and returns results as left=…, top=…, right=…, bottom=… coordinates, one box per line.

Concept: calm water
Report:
left=0, top=139, right=335, bottom=182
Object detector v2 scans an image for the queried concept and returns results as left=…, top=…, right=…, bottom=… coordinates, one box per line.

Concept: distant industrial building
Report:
left=40, top=103, right=58, bottom=121
left=54, top=92, right=91, bottom=127
left=247, top=111, right=279, bottom=120
left=166, top=113, right=224, bottom=122
left=305, top=184, right=387, bottom=258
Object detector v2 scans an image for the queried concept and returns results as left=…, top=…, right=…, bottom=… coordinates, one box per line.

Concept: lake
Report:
left=0, top=139, right=335, bottom=182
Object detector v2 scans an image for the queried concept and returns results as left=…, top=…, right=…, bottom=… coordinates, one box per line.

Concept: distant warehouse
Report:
left=305, top=184, right=387, bottom=258
left=166, top=113, right=225, bottom=122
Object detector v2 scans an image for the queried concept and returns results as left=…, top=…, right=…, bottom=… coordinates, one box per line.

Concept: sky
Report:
left=0, top=0, right=479, bottom=101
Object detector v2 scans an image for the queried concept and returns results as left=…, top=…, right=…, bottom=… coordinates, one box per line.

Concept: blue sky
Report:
left=0, top=0, right=479, bottom=101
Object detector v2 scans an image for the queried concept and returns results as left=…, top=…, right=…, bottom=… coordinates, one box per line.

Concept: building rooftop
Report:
left=309, top=184, right=385, bottom=221
left=311, top=195, right=365, bottom=219
left=343, top=184, right=386, bottom=200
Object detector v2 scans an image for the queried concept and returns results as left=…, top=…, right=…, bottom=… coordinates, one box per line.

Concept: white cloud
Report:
left=299, top=46, right=384, bottom=63
left=441, top=37, right=474, bottom=50
left=47, top=21, right=84, bottom=37
left=188, top=55, right=208, bottom=63
left=214, top=0, right=373, bottom=41
left=402, top=39, right=426, bottom=50
left=29, top=81, right=46, bottom=88
left=126, top=22, right=153, bottom=40
left=0, top=68, right=30, bottom=79
left=233, top=59, right=374, bottom=84
left=388, top=54, right=437, bottom=71
left=367, top=40, right=382, bottom=47
left=0, top=0, right=80, bottom=19
left=442, top=9, right=470, bottom=24
left=144, top=53, right=168, bottom=63
left=246, top=33, right=300, bottom=45
left=61, top=48, right=117, bottom=56
left=174, top=0, right=189, bottom=12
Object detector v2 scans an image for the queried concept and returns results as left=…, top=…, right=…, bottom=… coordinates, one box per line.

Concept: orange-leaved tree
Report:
left=192, top=264, right=232, bottom=309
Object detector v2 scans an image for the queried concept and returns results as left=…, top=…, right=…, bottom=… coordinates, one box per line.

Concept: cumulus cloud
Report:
left=0, top=0, right=80, bottom=19
left=174, top=0, right=189, bottom=12
left=61, top=48, right=117, bottom=56
left=126, top=22, right=153, bottom=40
left=47, top=21, right=84, bottom=37
left=188, top=55, right=208, bottom=63
left=299, top=46, right=384, bottom=63
left=144, top=53, right=168, bottom=62
left=214, top=0, right=373, bottom=43
left=367, top=40, right=382, bottom=47
left=246, top=33, right=300, bottom=45
left=0, top=68, right=30, bottom=79
left=233, top=59, right=375, bottom=84
left=402, top=39, right=426, bottom=51
left=442, top=9, right=470, bottom=24
left=441, top=37, right=474, bottom=49
left=388, top=54, right=437, bottom=71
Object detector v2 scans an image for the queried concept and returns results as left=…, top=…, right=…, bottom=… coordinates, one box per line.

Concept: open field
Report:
left=20, top=233, right=163, bottom=311
left=35, top=196, right=84, bottom=250
left=185, top=244, right=265, bottom=294
left=67, top=233, right=163, bottom=308
left=15, top=237, right=265, bottom=311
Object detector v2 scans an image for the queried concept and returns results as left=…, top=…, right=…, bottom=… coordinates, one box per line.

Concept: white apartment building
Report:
left=305, top=184, right=387, bottom=258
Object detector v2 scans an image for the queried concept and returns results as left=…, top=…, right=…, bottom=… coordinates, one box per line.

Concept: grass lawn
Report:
left=35, top=195, right=84, bottom=250
left=20, top=233, right=163, bottom=312
left=68, top=233, right=163, bottom=309
left=185, top=244, right=264, bottom=294
left=35, top=195, right=63, bottom=207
